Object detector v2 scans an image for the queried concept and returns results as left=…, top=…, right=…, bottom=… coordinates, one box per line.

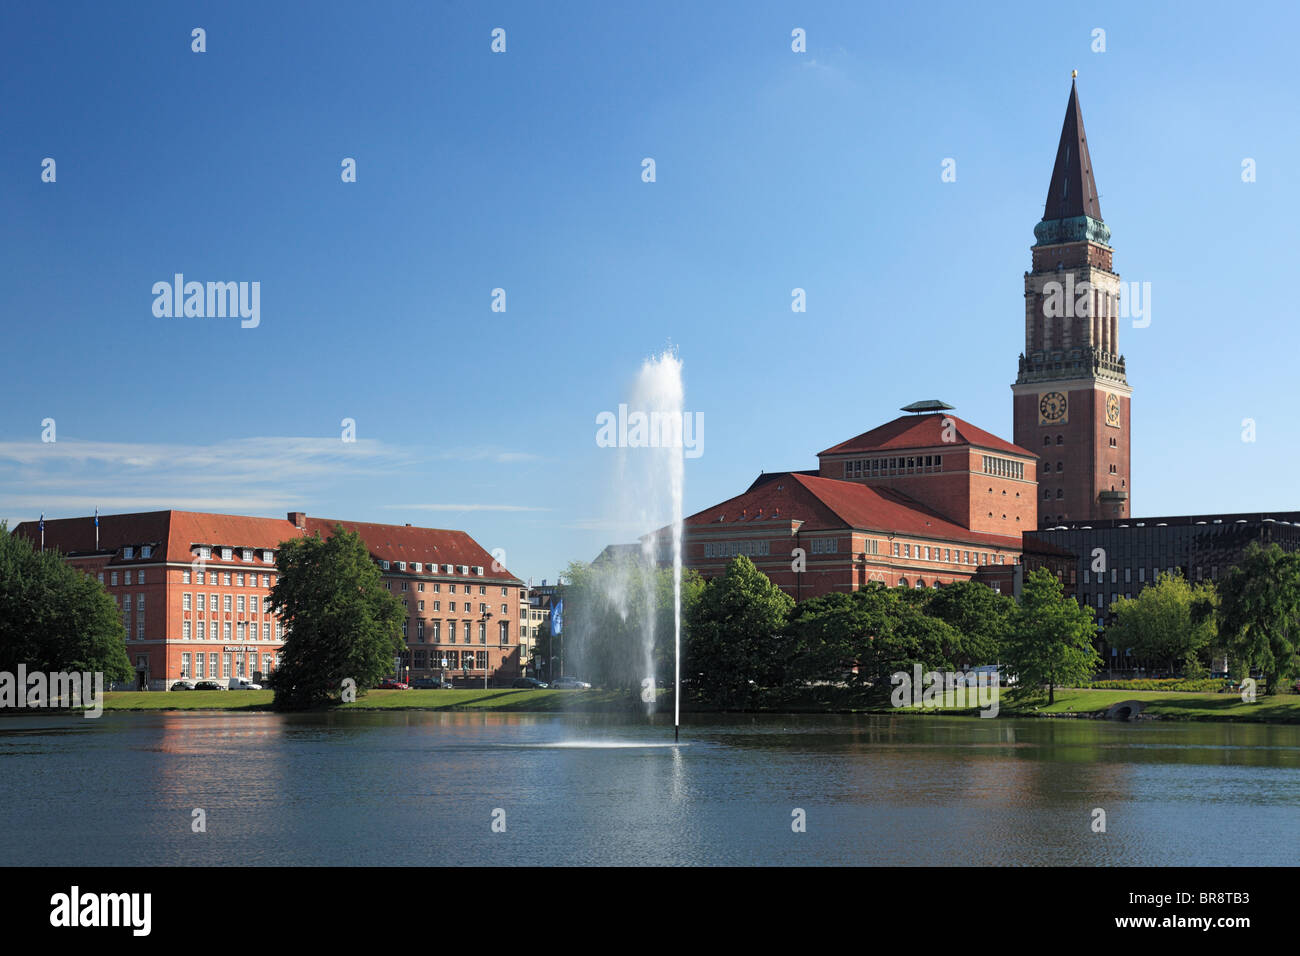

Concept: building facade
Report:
left=671, top=405, right=1036, bottom=601
left=14, top=510, right=525, bottom=690
left=1028, top=512, right=1300, bottom=632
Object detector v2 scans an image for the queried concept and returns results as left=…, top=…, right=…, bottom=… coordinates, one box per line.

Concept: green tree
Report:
left=0, top=522, right=132, bottom=685
left=1217, top=543, right=1300, bottom=696
left=268, top=524, right=405, bottom=710
left=1003, top=567, right=1101, bottom=704
left=788, top=583, right=959, bottom=698
left=1106, top=572, right=1217, bottom=674
left=924, top=580, right=1014, bottom=667
left=684, top=555, right=793, bottom=707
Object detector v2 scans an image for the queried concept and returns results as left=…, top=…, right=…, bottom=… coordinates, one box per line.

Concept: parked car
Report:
left=378, top=678, right=410, bottom=690
left=228, top=677, right=263, bottom=690
left=513, top=677, right=548, bottom=689
left=169, top=680, right=195, bottom=691
left=193, top=681, right=226, bottom=691
left=410, top=677, right=454, bottom=689
left=550, top=676, right=591, bottom=690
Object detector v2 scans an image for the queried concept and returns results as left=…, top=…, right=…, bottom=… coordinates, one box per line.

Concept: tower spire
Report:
left=1042, top=77, right=1102, bottom=223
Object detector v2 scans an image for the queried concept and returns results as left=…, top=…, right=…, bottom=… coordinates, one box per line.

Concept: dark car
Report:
left=550, top=676, right=591, bottom=690
left=512, top=677, right=548, bottom=689
left=378, top=679, right=410, bottom=690
left=411, top=677, right=454, bottom=689
left=170, top=680, right=195, bottom=691
left=193, top=681, right=225, bottom=691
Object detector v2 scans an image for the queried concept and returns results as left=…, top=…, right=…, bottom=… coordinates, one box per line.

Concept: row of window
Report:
left=181, top=621, right=283, bottom=641
left=183, top=593, right=275, bottom=614
left=104, top=570, right=147, bottom=586
left=408, top=650, right=488, bottom=670
left=402, top=620, right=509, bottom=644
left=182, top=569, right=273, bottom=588
left=810, top=538, right=838, bottom=554
left=982, top=456, right=1025, bottom=480
left=192, top=547, right=275, bottom=564
left=1042, top=435, right=1066, bottom=446
left=401, top=600, right=510, bottom=615
left=387, top=581, right=504, bottom=595
left=121, top=546, right=154, bottom=559
left=180, top=651, right=277, bottom=680
left=843, top=454, right=944, bottom=478
left=891, top=542, right=1008, bottom=566
left=1083, top=566, right=1207, bottom=585
left=703, top=540, right=771, bottom=558
left=380, top=560, right=485, bottom=575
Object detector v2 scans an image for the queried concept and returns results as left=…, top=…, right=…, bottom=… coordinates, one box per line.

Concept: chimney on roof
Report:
left=288, top=512, right=306, bottom=529
left=405, top=523, right=412, bottom=527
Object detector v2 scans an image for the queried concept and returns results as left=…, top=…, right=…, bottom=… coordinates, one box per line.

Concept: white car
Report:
left=227, top=678, right=263, bottom=690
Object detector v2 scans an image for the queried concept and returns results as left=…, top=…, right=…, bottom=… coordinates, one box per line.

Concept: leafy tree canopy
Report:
left=1217, top=543, right=1300, bottom=695
left=0, top=521, right=132, bottom=684
left=1002, top=567, right=1100, bottom=704
left=685, top=555, right=793, bottom=707
left=269, top=524, right=405, bottom=710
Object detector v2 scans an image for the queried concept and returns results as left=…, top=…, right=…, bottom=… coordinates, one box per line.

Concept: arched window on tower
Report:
left=1056, top=489, right=1064, bottom=499
left=1043, top=436, right=1051, bottom=446
left=1056, top=434, right=1064, bottom=445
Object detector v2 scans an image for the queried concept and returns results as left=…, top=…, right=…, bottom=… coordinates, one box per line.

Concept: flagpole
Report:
left=40, top=513, right=44, bottom=552
left=94, top=508, right=99, bottom=551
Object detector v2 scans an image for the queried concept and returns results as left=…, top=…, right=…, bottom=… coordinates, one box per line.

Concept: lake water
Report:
left=2, top=711, right=1297, bottom=866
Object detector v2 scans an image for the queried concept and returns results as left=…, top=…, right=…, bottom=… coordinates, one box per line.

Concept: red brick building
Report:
left=672, top=404, right=1037, bottom=600
left=13, top=510, right=525, bottom=690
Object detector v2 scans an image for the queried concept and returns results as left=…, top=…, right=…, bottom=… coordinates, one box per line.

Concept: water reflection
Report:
left=0, top=711, right=1296, bottom=866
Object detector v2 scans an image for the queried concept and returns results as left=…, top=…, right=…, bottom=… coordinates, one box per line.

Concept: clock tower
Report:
left=1013, top=77, right=1131, bottom=527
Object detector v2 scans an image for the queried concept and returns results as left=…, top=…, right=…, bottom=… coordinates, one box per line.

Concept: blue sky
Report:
left=3, top=1, right=1298, bottom=582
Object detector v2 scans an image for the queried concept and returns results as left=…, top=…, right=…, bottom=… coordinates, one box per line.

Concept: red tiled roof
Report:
left=818, top=413, right=1033, bottom=459
left=12, top=510, right=520, bottom=582
left=685, top=473, right=1023, bottom=548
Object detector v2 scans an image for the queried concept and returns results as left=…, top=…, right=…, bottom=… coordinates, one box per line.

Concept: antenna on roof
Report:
left=900, top=400, right=955, bottom=414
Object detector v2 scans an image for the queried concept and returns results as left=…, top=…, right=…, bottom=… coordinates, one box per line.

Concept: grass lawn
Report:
left=99, top=688, right=638, bottom=713
left=693, top=684, right=1300, bottom=723
left=102, top=690, right=275, bottom=711
left=94, top=686, right=1300, bottom=722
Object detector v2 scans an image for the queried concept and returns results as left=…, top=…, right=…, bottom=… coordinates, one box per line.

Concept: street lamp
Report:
left=478, top=610, right=493, bottom=689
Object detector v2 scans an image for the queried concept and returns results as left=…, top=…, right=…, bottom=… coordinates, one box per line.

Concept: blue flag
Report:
left=94, top=508, right=99, bottom=527
left=551, top=598, right=563, bottom=636
left=39, top=513, right=44, bottom=532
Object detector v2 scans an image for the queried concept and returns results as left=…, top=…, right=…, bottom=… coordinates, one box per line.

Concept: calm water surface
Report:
left=1, top=711, right=1297, bottom=866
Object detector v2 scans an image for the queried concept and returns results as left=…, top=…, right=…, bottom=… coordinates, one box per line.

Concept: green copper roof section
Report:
left=1034, top=215, right=1111, bottom=247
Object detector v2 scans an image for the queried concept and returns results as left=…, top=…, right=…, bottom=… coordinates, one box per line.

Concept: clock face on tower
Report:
left=1106, top=393, right=1121, bottom=428
left=1038, top=391, right=1068, bottom=425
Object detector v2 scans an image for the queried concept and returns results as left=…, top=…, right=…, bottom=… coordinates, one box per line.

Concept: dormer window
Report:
left=398, top=562, right=406, bottom=571
left=141, top=546, right=152, bottom=558
left=123, top=546, right=134, bottom=559
left=413, top=562, right=422, bottom=573
left=381, top=560, right=390, bottom=570
left=242, top=549, right=253, bottom=561
left=263, top=550, right=273, bottom=563
left=221, top=548, right=232, bottom=561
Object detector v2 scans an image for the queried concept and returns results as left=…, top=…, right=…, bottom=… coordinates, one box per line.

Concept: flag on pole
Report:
left=94, top=507, right=99, bottom=550
left=39, top=513, right=45, bottom=552
left=551, top=598, right=563, bottom=636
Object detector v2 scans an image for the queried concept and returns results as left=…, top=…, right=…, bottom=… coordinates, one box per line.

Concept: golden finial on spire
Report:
left=1072, top=69, right=1078, bottom=78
